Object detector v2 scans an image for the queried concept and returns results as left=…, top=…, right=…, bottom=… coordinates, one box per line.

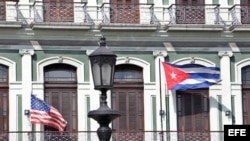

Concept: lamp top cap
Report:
left=89, top=37, right=116, bottom=57
left=99, top=37, right=106, bottom=47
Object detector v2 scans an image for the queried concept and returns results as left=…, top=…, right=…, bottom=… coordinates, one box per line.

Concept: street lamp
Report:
left=88, top=37, right=121, bottom=141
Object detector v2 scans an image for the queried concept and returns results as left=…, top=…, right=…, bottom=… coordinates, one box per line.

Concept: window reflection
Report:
left=114, top=65, right=143, bottom=82
left=242, top=66, right=250, bottom=84
left=45, top=64, right=76, bottom=82
left=0, top=65, right=8, bottom=82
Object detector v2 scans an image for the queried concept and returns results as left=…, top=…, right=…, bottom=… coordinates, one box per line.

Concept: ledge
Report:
left=0, top=21, right=23, bottom=28
left=229, top=24, right=250, bottom=32
left=31, top=22, right=93, bottom=30
left=99, top=23, right=159, bottom=31
left=166, top=24, right=225, bottom=31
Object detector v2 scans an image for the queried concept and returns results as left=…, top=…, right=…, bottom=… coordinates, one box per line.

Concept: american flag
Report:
left=30, top=94, right=67, bottom=132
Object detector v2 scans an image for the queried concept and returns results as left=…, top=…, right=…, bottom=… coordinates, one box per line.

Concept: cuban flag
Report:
left=162, top=62, right=221, bottom=90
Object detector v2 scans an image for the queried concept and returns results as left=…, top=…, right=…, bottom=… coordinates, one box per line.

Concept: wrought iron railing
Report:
left=1, top=2, right=31, bottom=24
left=32, top=1, right=94, bottom=23
left=7, top=2, right=250, bottom=26
left=229, top=4, right=250, bottom=25
left=1, top=2, right=18, bottom=22
left=99, top=3, right=157, bottom=24
left=0, top=130, right=223, bottom=141
left=167, top=4, right=225, bottom=24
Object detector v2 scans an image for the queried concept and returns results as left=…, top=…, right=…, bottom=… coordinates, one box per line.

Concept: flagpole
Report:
left=159, top=59, right=164, bottom=141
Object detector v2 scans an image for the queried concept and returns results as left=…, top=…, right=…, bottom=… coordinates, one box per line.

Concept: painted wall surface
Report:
left=32, top=50, right=89, bottom=81
left=2, top=0, right=250, bottom=141
left=0, top=50, right=21, bottom=81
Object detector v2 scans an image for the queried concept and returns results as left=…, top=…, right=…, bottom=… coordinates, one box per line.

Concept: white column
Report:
left=19, top=49, right=34, bottom=134
left=153, top=51, right=167, bottom=133
left=218, top=51, right=233, bottom=125
left=86, top=50, right=100, bottom=132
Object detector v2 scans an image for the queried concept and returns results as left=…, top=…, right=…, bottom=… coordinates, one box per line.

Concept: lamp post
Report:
left=88, top=37, right=120, bottom=141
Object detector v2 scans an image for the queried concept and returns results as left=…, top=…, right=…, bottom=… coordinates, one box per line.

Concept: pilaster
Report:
left=218, top=51, right=233, bottom=125
left=19, top=49, right=34, bottom=135
left=153, top=50, right=167, bottom=132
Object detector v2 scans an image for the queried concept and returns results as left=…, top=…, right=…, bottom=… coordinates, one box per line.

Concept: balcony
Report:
left=166, top=4, right=225, bottom=31
left=0, top=130, right=224, bottom=141
left=31, top=1, right=93, bottom=29
left=98, top=3, right=159, bottom=30
left=0, top=1, right=23, bottom=28
left=1, top=2, right=250, bottom=32
left=229, top=4, right=250, bottom=31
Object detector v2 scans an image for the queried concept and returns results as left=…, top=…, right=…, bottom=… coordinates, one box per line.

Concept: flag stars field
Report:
left=170, top=72, right=177, bottom=79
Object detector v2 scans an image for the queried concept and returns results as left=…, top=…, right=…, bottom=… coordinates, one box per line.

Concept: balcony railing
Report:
left=229, top=4, right=250, bottom=25
left=8, top=2, right=250, bottom=27
left=99, top=3, right=158, bottom=24
left=1, top=2, right=18, bottom=22
left=167, top=4, right=225, bottom=25
left=0, top=130, right=224, bottom=141
left=32, top=1, right=94, bottom=24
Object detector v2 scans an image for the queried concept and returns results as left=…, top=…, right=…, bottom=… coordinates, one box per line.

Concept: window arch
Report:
left=44, top=64, right=77, bottom=83
left=114, top=64, right=143, bottom=83
left=116, top=56, right=150, bottom=83
left=37, top=56, right=84, bottom=83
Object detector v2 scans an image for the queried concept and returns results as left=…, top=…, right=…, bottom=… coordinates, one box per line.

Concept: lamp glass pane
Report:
left=92, top=63, right=101, bottom=86
left=101, top=63, right=111, bottom=86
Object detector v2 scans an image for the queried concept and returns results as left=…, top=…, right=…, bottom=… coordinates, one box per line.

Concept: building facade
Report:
left=0, top=0, right=250, bottom=141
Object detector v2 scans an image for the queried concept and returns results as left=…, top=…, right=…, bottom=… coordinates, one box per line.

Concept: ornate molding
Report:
left=218, top=51, right=233, bottom=57
left=153, top=51, right=168, bottom=57
left=19, top=49, right=35, bottom=56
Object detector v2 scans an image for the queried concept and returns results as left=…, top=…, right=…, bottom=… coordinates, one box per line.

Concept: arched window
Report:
left=0, top=64, right=8, bottom=132
left=44, top=64, right=77, bottom=133
left=0, top=64, right=8, bottom=83
left=242, top=65, right=250, bottom=87
left=242, top=66, right=250, bottom=124
left=175, top=64, right=210, bottom=140
left=112, top=64, right=144, bottom=141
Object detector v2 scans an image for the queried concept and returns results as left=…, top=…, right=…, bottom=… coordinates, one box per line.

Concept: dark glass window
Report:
left=0, top=65, right=8, bottom=82
left=44, top=64, right=76, bottom=82
left=0, top=64, right=8, bottom=132
left=242, top=65, right=250, bottom=124
left=114, top=65, right=143, bottom=82
left=242, top=66, right=250, bottom=86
